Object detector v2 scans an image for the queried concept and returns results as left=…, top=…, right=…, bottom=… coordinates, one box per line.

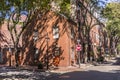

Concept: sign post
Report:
left=76, top=44, right=82, bottom=68
left=76, top=44, right=82, bottom=51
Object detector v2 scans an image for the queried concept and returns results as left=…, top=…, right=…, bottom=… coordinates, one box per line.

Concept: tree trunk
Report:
left=87, top=33, right=91, bottom=62
left=110, top=37, right=113, bottom=58
left=84, top=43, right=88, bottom=63
left=14, top=46, right=19, bottom=67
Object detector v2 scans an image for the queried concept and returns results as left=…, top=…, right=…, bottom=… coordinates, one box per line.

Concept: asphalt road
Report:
left=0, top=57, right=119, bottom=80
left=49, top=57, right=120, bottom=80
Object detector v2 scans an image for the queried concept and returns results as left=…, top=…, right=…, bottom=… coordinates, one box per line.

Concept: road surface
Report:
left=50, top=57, right=120, bottom=80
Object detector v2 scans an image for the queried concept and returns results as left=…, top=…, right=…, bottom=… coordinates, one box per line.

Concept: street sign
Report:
left=76, top=44, right=82, bottom=51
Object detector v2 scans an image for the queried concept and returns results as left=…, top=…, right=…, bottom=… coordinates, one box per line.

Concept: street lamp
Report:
left=33, top=29, right=39, bottom=43
left=45, top=33, right=50, bottom=70
left=33, top=29, right=39, bottom=62
left=77, top=39, right=80, bottom=44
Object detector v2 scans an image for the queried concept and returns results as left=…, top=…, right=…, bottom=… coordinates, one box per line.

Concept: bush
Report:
left=97, top=56, right=104, bottom=62
left=37, top=62, right=43, bottom=69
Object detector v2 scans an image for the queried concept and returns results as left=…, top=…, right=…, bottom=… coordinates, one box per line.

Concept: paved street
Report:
left=49, top=57, right=120, bottom=80
left=0, top=57, right=119, bottom=80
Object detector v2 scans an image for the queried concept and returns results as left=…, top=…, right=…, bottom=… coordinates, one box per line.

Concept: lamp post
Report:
left=33, top=30, right=39, bottom=43
left=33, top=29, right=39, bottom=62
left=45, top=33, right=50, bottom=70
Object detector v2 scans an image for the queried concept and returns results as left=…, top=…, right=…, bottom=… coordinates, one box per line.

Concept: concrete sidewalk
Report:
left=50, top=63, right=93, bottom=74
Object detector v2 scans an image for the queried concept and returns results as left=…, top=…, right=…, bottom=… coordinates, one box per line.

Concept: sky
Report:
left=105, top=0, right=120, bottom=3
left=98, top=0, right=119, bottom=7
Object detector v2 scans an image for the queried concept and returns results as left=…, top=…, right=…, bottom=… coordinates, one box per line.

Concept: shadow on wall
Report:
left=21, top=11, right=38, bottom=65
left=0, top=11, right=77, bottom=67
left=47, top=39, right=64, bottom=67
left=22, top=11, right=66, bottom=67
left=17, top=10, right=80, bottom=69
left=112, top=57, right=120, bottom=65
left=0, top=32, right=12, bottom=65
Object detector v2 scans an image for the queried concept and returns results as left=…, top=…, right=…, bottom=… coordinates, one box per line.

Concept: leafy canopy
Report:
left=102, top=2, right=120, bottom=37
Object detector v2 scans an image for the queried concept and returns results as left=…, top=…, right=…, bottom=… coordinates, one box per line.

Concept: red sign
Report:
left=76, top=44, right=82, bottom=51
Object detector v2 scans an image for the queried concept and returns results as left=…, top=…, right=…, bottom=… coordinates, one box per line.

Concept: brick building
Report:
left=0, top=10, right=104, bottom=68
left=0, top=21, right=22, bottom=66
left=22, top=11, right=78, bottom=67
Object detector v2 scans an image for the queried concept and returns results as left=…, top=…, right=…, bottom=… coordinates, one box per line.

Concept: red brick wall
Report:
left=22, top=11, right=77, bottom=67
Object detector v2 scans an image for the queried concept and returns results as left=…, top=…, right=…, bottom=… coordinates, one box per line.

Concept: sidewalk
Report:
left=50, top=55, right=120, bottom=74
left=0, top=63, right=93, bottom=80
left=50, top=63, right=93, bottom=74
left=0, top=57, right=118, bottom=80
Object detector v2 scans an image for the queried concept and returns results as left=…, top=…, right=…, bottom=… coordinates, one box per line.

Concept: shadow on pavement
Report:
left=0, top=66, right=60, bottom=80
left=112, top=57, right=120, bottom=65
left=49, top=70, right=120, bottom=80
left=0, top=57, right=119, bottom=80
left=49, top=57, right=120, bottom=80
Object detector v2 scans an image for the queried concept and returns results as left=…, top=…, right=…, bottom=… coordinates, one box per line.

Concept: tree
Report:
left=50, top=0, right=71, bottom=18
left=0, top=0, right=11, bottom=25
left=0, top=0, right=51, bottom=66
left=0, top=0, right=107, bottom=66
left=101, top=2, right=120, bottom=56
left=74, top=0, right=106, bottom=62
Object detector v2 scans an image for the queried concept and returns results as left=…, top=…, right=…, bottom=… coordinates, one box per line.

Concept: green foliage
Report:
left=101, top=2, right=120, bottom=54
left=59, top=0, right=70, bottom=16
left=0, top=0, right=52, bottom=33
left=117, top=44, right=120, bottom=50
left=102, top=2, right=120, bottom=37
left=102, top=3, right=120, bottom=20
left=0, top=0, right=9, bottom=25
left=0, top=0, right=53, bottom=66
left=37, top=61, right=44, bottom=69
left=52, top=0, right=71, bottom=17
left=0, top=0, right=72, bottom=46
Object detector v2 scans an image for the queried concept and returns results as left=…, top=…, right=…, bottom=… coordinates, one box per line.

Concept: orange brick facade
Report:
left=22, top=11, right=78, bottom=67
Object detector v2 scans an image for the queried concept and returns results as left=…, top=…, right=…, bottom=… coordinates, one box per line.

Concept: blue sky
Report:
left=98, top=0, right=119, bottom=7
left=105, top=0, right=119, bottom=3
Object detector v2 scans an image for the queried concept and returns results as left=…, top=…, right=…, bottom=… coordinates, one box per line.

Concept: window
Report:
left=96, top=25, right=100, bottom=29
left=53, top=25, right=59, bottom=39
left=71, top=28, right=75, bottom=39
left=96, top=33, right=99, bottom=41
